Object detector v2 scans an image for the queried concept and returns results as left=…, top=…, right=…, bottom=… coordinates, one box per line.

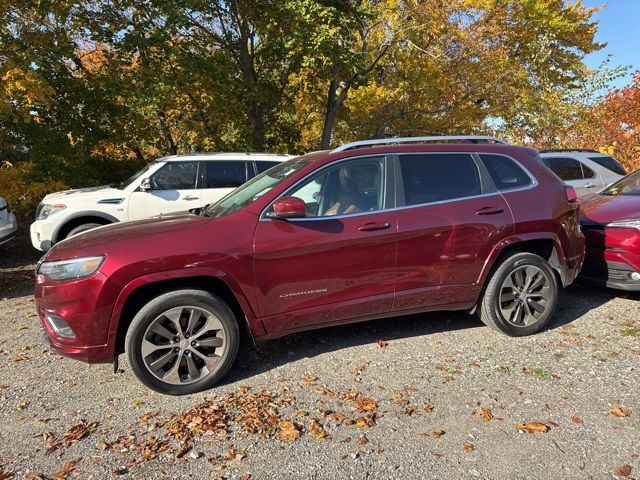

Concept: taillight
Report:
left=564, top=185, right=578, bottom=203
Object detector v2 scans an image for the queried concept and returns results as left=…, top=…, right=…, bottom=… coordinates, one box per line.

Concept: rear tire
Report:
left=125, top=289, right=239, bottom=395
left=478, top=252, right=559, bottom=336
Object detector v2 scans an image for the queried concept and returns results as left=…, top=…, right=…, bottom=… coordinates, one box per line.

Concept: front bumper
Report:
left=580, top=254, right=640, bottom=292
left=35, top=270, right=116, bottom=363
left=30, top=219, right=55, bottom=251
left=0, top=213, right=17, bottom=245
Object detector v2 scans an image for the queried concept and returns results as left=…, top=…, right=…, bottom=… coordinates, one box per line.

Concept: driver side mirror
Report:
left=140, top=178, right=152, bottom=192
left=266, top=196, right=306, bottom=219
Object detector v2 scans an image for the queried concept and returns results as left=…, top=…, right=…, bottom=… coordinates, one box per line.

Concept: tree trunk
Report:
left=320, top=66, right=350, bottom=150
left=248, top=100, right=265, bottom=151
left=157, top=111, right=178, bottom=155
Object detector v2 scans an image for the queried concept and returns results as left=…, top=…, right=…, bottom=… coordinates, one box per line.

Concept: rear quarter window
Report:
left=588, top=155, right=627, bottom=176
left=480, top=154, right=533, bottom=190
left=206, top=161, right=248, bottom=188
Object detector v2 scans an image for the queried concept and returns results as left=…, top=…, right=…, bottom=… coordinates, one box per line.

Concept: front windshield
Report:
left=115, top=162, right=156, bottom=189
left=203, top=157, right=312, bottom=218
left=601, top=169, right=640, bottom=196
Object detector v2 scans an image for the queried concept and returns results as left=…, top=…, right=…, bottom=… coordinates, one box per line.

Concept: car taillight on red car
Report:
left=564, top=185, right=578, bottom=203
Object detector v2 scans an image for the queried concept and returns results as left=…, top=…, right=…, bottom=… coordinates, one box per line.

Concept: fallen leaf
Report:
left=611, top=464, right=632, bottom=477
left=516, top=421, right=549, bottom=433
left=571, top=415, right=583, bottom=424
left=308, top=419, right=328, bottom=440
left=473, top=407, right=493, bottom=421
left=424, top=405, right=434, bottom=413
left=354, top=397, right=378, bottom=412
left=13, top=354, right=28, bottom=362
left=610, top=406, right=631, bottom=418
left=355, top=435, right=369, bottom=445
left=302, top=374, right=318, bottom=384
left=314, top=386, right=337, bottom=397
left=432, top=430, right=445, bottom=438
left=377, top=340, right=388, bottom=349
left=354, top=415, right=375, bottom=428
left=175, top=437, right=193, bottom=458
left=51, top=458, right=79, bottom=480
left=279, top=420, right=300, bottom=442
left=463, top=442, right=475, bottom=452
left=96, top=441, right=110, bottom=451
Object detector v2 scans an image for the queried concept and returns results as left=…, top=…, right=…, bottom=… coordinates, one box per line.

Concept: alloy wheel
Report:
left=498, top=265, right=552, bottom=327
left=141, top=306, right=226, bottom=385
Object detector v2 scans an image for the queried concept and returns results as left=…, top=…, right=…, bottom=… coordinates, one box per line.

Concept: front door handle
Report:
left=358, top=222, right=391, bottom=232
left=584, top=183, right=597, bottom=188
left=475, top=206, right=504, bottom=216
left=183, top=195, right=200, bottom=201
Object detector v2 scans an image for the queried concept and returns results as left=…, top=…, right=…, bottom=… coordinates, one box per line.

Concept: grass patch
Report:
left=620, top=322, right=640, bottom=337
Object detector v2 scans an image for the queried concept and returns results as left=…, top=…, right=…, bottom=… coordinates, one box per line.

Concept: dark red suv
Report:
left=35, top=136, right=585, bottom=395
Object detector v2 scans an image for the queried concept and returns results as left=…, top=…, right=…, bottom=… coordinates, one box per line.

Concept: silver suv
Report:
left=539, top=149, right=627, bottom=197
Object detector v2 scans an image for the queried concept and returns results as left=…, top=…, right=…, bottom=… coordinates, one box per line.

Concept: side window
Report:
left=542, top=157, right=583, bottom=181
left=399, top=154, right=481, bottom=205
left=150, top=162, right=198, bottom=190
left=206, top=161, right=248, bottom=188
left=480, top=154, right=532, bottom=190
left=255, top=161, right=281, bottom=175
left=285, top=157, right=385, bottom=217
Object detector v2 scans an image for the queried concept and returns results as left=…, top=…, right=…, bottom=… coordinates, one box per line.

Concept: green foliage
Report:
left=0, top=0, right=626, bottom=216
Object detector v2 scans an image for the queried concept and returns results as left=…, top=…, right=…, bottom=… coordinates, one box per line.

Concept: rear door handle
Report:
left=358, top=222, right=391, bottom=232
left=183, top=195, right=200, bottom=200
left=475, top=206, right=504, bottom=216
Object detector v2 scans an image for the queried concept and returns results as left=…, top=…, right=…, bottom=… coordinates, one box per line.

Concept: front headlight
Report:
left=37, top=203, right=67, bottom=220
left=607, top=219, right=640, bottom=231
left=38, top=255, right=105, bottom=281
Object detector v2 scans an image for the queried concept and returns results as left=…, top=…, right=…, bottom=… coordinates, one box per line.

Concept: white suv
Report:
left=0, top=196, right=17, bottom=246
left=539, top=149, right=627, bottom=197
left=30, top=152, right=289, bottom=251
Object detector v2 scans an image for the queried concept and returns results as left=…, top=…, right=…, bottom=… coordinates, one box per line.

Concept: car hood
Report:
left=580, top=193, right=640, bottom=225
left=42, top=185, right=125, bottom=203
left=44, top=213, right=210, bottom=260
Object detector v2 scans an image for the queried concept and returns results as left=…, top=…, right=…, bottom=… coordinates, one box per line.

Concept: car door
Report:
left=200, top=160, right=250, bottom=206
left=128, top=161, right=202, bottom=220
left=393, top=152, right=514, bottom=312
left=542, top=156, right=599, bottom=196
left=253, top=155, right=397, bottom=334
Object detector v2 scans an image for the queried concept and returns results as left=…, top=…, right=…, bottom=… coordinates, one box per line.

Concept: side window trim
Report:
left=260, top=154, right=395, bottom=221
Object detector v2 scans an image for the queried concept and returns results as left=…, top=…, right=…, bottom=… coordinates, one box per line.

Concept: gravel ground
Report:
left=0, top=228, right=639, bottom=480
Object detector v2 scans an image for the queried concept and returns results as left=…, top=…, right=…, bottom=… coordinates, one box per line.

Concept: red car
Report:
left=579, top=169, right=640, bottom=291
left=35, top=137, right=585, bottom=395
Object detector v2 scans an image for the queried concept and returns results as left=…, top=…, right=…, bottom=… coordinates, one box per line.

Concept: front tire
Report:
left=125, top=289, right=239, bottom=395
left=66, top=222, right=103, bottom=239
left=478, top=252, right=559, bottom=336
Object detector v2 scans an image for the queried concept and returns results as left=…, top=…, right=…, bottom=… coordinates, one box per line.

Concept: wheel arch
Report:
left=477, top=234, right=567, bottom=289
left=110, top=271, right=263, bottom=358
left=53, top=211, right=119, bottom=243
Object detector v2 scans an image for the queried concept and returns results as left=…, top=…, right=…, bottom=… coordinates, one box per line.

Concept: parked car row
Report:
left=1, top=136, right=636, bottom=395
left=30, top=153, right=289, bottom=251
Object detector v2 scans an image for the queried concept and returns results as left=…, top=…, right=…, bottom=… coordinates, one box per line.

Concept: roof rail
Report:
left=332, top=135, right=508, bottom=153
left=539, top=148, right=600, bottom=154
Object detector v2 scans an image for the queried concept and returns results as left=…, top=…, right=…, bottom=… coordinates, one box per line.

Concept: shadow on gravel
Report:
left=222, top=281, right=621, bottom=386
left=0, top=226, right=41, bottom=299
